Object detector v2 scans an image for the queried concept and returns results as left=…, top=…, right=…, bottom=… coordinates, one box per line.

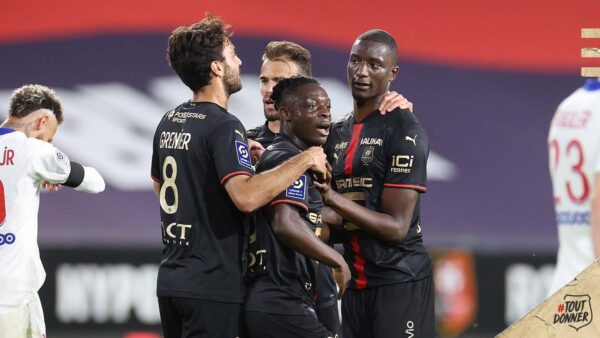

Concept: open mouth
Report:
left=316, top=123, right=331, bottom=137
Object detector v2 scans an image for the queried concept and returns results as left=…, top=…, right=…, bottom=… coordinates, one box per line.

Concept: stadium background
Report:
left=1, top=0, right=599, bottom=336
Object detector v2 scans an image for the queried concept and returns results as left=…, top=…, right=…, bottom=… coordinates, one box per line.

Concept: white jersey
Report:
left=547, top=79, right=600, bottom=295
left=0, top=128, right=71, bottom=315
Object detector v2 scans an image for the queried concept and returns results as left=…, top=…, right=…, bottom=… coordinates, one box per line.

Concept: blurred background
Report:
left=1, top=0, right=599, bottom=337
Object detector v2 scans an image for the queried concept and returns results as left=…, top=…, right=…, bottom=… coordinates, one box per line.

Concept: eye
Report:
left=371, top=63, right=381, bottom=70
left=259, top=78, right=268, bottom=85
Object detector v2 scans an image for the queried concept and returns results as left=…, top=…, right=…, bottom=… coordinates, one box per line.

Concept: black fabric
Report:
left=151, top=101, right=254, bottom=304
left=246, top=121, right=276, bottom=148
left=341, top=277, right=435, bottom=338
left=63, top=161, right=84, bottom=187
left=324, top=108, right=432, bottom=288
left=245, top=311, right=335, bottom=338
left=316, top=302, right=340, bottom=337
left=158, top=296, right=243, bottom=338
left=245, top=134, right=323, bottom=316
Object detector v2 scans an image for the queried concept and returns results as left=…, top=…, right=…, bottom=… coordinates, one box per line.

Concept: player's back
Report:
left=548, top=79, right=600, bottom=294
left=151, top=101, right=253, bottom=304
left=0, top=129, right=68, bottom=314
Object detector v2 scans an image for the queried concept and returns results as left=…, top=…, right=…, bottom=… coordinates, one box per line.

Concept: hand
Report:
left=378, top=91, right=413, bottom=114
left=248, top=139, right=265, bottom=165
left=332, top=260, right=351, bottom=300
left=41, top=180, right=61, bottom=192
left=314, top=162, right=332, bottom=203
left=303, top=147, right=327, bottom=181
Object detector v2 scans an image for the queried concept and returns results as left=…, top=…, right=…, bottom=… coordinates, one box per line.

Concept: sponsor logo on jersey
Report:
left=335, top=177, right=372, bottom=189
left=361, top=146, right=374, bottom=164
left=405, top=134, right=418, bottom=146
left=159, top=132, right=191, bottom=150
left=0, top=233, right=16, bottom=245
left=308, top=212, right=322, bottom=224
left=0, top=146, right=15, bottom=166
left=391, top=154, right=415, bottom=173
left=553, top=294, right=593, bottom=331
left=286, top=175, right=307, bottom=199
left=556, top=211, right=590, bottom=226
left=235, top=141, right=252, bottom=169
left=360, top=138, right=383, bottom=146
left=170, top=111, right=206, bottom=124
left=161, top=222, right=192, bottom=246
left=405, top=320, right=415, bottom=338
left=335, top=142, right=348, bottom=151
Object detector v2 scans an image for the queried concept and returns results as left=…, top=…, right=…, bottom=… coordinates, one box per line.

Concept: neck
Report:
left=192, top=80, right=229, bottom=109
left=281, top=127, right=309, bottom=150
left=353, top=92, right=386, bottom=122
left=1, top=117, right=31, bottom=135
left=267, top=120, right=280, bottom=134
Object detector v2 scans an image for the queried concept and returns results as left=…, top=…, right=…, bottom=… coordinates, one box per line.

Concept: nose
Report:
left=318, top=105, right=331, bottom=118
left=357, top=62, right=368, bottom=77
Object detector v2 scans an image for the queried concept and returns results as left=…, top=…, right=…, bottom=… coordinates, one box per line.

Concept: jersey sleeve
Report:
left=384, top=123, right=429, bottom=192
left=151, top=125, right=161, bottom=183
left=259, top=151, right=310, bottom=212
left=29, top=142, right=72, bottom=184
left=209, top=119, right=255, bottom=185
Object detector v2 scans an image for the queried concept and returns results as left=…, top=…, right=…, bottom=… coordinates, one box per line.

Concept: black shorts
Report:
left=341, top=276, right=435, bottom=338
left=158, top=296, right=242, bottom=338
left=245, top=311, right=336, bottom=338
left=316, top=303, right=340, bottom=337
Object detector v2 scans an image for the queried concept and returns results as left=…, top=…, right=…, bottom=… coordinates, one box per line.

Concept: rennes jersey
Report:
left=245, top=134, right=323, bottom=316
left=246, top=121, right=276, bottom=149
left=0, top=129, right=72, bottom=314
left=325, top=108, right=432, bottom=289
left=151, top=101, right=254, bottom=303
left=547, top=79, right=600, bottom=295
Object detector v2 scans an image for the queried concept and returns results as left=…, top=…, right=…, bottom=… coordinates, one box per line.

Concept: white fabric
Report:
left=74, top=166, right=105, bottom=193
left=0, top=293, right=46, bottom=338
left=0, top=130, right=70, bottom=315
left=547, top=85, right=600, bottom=295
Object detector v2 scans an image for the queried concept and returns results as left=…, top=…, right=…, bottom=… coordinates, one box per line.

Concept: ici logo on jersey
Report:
left=0, top=233, right=16, bottom=245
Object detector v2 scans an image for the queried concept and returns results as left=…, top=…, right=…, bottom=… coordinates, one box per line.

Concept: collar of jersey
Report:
left=583, top=79, right=600, bottom=91
left=0, top=128, right=16, bottom=136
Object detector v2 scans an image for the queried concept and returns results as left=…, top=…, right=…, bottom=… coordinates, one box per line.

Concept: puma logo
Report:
left=405, top=135, right=417, bottom=146
left=333, top=153, right=339, bottom=163
left=235, top=130, right=245, bottom=139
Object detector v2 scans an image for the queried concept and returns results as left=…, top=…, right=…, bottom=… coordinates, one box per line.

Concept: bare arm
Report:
left=270, top=203, right=350, bottom=299
left=591, top=173, right=600, bottom=258
left=224, top=147, right=327, bottom=213
left=152, top=180, right=160, bottom=198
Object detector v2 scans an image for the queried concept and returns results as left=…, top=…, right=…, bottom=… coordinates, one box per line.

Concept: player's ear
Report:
left=35, top=114, right=49, bottom=131
left=280, top=107, right=292, bottom=121
left=211, top=60, right=224, bottom=77
left=390, top=66, right=399, bottom=82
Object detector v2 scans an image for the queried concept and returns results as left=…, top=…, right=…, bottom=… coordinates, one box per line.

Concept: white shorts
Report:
left=0, top=293, right=46, bottom=338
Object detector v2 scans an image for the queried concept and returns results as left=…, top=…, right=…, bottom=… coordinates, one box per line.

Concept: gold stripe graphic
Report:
left=582, top=48, right=600, bottom=58
left=581, top=28, right=600, bottom=38
left=581, top=67, right=600, bottom=77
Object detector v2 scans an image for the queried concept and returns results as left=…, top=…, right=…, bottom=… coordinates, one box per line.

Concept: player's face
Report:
left=222, top=41, right=242, bottom=95
left=260, top=60, right=302, bottom=121
left=347, top=39, right=398, bottom=102
left=287, top=83, right=331, bottom=147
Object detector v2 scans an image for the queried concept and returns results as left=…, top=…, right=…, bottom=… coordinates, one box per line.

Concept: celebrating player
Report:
left=547, top=78, right=600, bottom=295
left=244, top=76, right=349, bottom=338
left=151, top=14, right=328, bottom=338
left=0, top=84, right=105, bottom=338
left=319, top=30, right=435, bottom=337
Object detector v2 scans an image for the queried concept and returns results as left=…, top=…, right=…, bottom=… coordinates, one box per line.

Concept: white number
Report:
left=159, top=156, right=178, bottom=214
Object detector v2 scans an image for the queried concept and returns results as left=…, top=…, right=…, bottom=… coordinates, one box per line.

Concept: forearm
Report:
left=326, top=190, right=406, bottom=245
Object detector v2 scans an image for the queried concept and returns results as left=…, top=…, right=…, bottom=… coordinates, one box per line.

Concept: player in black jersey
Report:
left=151, top=15, right=329, bottom=338
left=319, top=30, right=435, bottom=338
left=244, top=77, right=350, bottom=338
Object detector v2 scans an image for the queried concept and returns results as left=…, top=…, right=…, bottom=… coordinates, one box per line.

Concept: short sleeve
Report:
left=30, top=141, right=71, bottom=184
left=209, top=119, right=255, bottom=185
left=384, top=123, right=429, bottom=192
left=259, top=151, right=309, bottom=212
left=151, top=127, right=161, bottom=182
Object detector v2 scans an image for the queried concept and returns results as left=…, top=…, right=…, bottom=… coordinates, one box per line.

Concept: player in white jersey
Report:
left=0, top=84, right=105, bottom=338
left=548, top=78, right=600, bottom=296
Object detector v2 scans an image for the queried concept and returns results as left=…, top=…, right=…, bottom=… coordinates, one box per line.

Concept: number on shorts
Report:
left=159, top=156, right=179, bottom=214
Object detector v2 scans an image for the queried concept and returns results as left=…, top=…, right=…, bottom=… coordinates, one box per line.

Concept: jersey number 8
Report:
left=160, top=156, right=179, bottom=214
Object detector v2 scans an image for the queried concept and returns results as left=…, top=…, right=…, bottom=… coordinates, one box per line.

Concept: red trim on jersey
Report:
left=383, top=183, right=427, bottom=192
left=269, top=199, right=309, bottom=212
left=220, top=171, right=252, bottom=185
left=344, top=124, right=363, bottom=176
left=151, top=175, right=160, bottom=183
left=350, top=234, right=368, bottom=290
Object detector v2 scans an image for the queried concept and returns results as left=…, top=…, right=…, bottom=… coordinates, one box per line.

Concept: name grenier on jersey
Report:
left=326, top=109, right=431, bottom=288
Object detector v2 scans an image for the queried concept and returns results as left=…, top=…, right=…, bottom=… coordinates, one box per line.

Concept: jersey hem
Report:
left=383, top=183, right=427, bottom=192
left=269, top=199, right=309, bottom=211
left=220, top=171, right=252, bottom=185
left=156, top=290, right=243, bottom=304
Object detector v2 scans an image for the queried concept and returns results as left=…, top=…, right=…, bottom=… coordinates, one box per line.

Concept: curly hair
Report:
left=262, top=41, right=312, bottom=77
left=8, top=84, right=63, bottom=123
left=271, top=76, right=320, bottom=111
left=167, top=13, right=232, bottom=92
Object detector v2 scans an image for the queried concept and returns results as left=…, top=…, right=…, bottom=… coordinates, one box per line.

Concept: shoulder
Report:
left=246, top=124, right=263, bottom=138
left=257, top=142, right=299, bottom=172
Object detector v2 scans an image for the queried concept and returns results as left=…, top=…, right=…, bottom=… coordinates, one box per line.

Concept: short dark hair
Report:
left=167, top=13, right=232, bottom=92
left=356, top=29, right=398, bottom=58
left=271, top=76, right=320, bottom=111
left=262, top=41, right=312, bottom=77
left=9, top=84, right=63, bottom=124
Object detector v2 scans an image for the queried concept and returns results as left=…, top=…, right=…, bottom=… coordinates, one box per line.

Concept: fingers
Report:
left=379, top=92, right=414, bottom=114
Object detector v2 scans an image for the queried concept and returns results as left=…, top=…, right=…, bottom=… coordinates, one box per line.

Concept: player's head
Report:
left=8, top=84, right=62, bottom=142
left=260, top=41, right=312, bottom=121
left=272, top=77, right=331, bottom=147
left=347, top=29, right=399, bottom=103
left=167, top=13, right=242, bottom=96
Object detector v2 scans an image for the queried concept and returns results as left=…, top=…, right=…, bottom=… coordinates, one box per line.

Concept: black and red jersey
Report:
left=151, top=101, right=254, bottom=303
left=324, top=108, right=432, bottom=289
left=246, top=121, right=276, bottom=149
